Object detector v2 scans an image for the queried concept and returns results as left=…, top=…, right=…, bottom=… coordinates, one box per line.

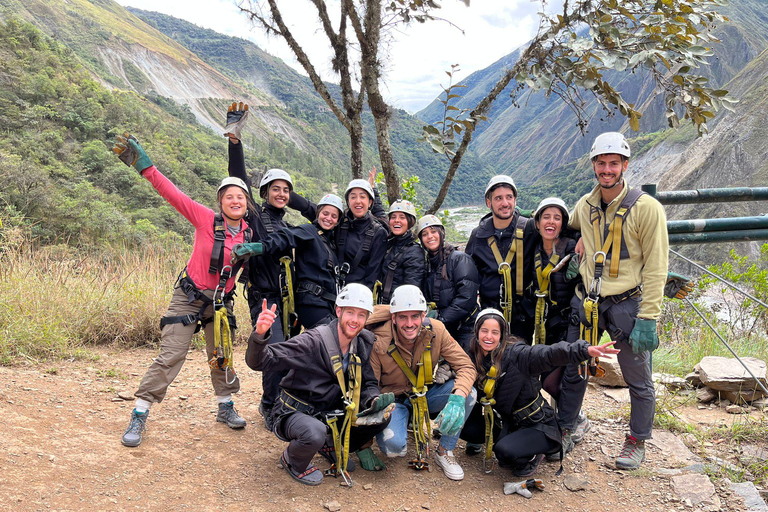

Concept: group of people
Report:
left=112, top=102, right=684, bottom=488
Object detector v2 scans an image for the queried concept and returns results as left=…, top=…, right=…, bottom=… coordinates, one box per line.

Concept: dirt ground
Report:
left=0, top=345, right=761, bottom=512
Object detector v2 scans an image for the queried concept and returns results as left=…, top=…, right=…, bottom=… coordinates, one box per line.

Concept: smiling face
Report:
left=592, top=153, right=628, bottom=190
left=336, top=306, right=369, bottom=341
left=392, top=310, right=425, bottom=343
left=420, top=226, right=442, bottom=252
left=347, top=188, right=371, bottom=219
left=476, top=317, right=503, bottom=355
left=536, top=206, right=564, bottom=243
left=389, top=211, right=410, bottom=236
left=219, top=185, right=247, bottom=222
left=486, top=185, right=516, bottom=220
left=317, top=205, right=341, bottom=230
left=266, top=179, right=290, bottom=209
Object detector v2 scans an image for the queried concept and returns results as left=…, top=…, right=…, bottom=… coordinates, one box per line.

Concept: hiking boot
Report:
left=121, top=409, right=149, bottom=447
left=217, top=401, right=247, bottom=429
left=280, top=451, right=323, bottom=486
left=465, top=443, right=483, bottom=456
left=259, top=402, right=275, bottom=431
left=434, top=449, right=464, bottom=481
left=616, top=434, right=646, bottom=470
left=546, top=430, right=574, bottom=461
left=512, top=453, right=544, bottom=478
left=571, top=410, right=591, bottom=444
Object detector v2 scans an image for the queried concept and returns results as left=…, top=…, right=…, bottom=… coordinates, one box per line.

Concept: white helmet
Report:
left=217, top=177, right=250, bottom=195
left=389, top=285, right=427, bottom=313
left=474, top=308, right=508, bottom=337
left=484, top=175, right=518, bottom=199
left=415, top=215, right=443, bottom=237
left=589, top=132, right=631, bottom=160
left=344, top=179, right=375, bottom=204
left=534, top=197, right=569, bottom=225
left=259, top=168, right=293, bottom=199
left=335, top=283, right=374, bottom=313
left=317, top=193, right=344, bottom=215
left=388, top=199, right=417, bottom=227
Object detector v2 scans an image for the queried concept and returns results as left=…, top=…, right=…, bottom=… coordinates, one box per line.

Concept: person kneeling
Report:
left=245, top=284, right=394, bottom=486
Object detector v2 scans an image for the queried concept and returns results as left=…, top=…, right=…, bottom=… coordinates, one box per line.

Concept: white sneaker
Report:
left=434, top=449, right=464, bottom=481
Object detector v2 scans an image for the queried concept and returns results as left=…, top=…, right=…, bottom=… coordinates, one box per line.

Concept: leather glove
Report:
left=565, top=253, right=581, bottom=281
left=224, top=101, right=249, bottom=141
left=230, top=242, right=264, bottom=264
left=357, top=393, right=395, bottom=417
left=629, top=318, right=659, bottom=354
left=503, top=479, right=544, bottom=498
left=435, top=393, right=466, bottom=436
left=432, top=360, right=454, bottom=385
left=112, top=133, right=153, bottom=172
left=665, top=271, right=694, bottom=299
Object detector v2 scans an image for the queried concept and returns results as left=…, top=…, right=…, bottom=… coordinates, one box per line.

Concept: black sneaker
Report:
left=465, top=443, right=483, bottom=456
left=512, top=453, right=544, bottom=478
left=217, top=401, right=246, bottom=429
left=121, top=409, right=149, bottom=447
left=259, top=402, right=275, bottom=431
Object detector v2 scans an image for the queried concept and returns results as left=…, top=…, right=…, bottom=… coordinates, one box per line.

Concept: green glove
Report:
left=224, top=101, right=250, bottom=141
left=665, top=271, right=694, bottom=300
left=629, top=318, right=659, bottom=354
left=435, top=393, right=466, bottom=436
left=357, top=392, right=395, bottom=417
left=112, top=133, right=153, bottom=172
left=565, top=254, right=581, bottom=281
left=230, top=242, right=264, bottom=264
left=356, top=447, right=385, bottom=471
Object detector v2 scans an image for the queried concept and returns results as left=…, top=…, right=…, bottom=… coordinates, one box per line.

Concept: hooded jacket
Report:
left=378, top=230, right=426, bottom=304
left=425, top=245, right=480, bottom=334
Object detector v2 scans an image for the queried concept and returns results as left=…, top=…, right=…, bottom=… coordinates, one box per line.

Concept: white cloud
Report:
left=116, top=0, right=550, bottom=113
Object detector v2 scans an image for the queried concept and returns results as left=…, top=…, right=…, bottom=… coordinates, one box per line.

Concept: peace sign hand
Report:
left=254, top=299, right=277, bottom=336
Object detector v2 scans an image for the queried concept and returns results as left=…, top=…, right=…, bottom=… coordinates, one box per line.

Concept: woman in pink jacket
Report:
left=112, top=133, right=253, bottom=448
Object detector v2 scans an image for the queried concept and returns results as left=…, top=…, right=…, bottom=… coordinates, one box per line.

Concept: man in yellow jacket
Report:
left=558, top=132, right=668, bottom=470
left=367, top=285, right=477, bottom=481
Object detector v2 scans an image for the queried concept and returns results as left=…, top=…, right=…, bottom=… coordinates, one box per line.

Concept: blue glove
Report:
left=112, top=133, right=153, bottom=172
left=230, top=242, right=264, bottom=264
left=435, top=393, right=466, bottom=436
left=629, top=318, right=659, bottom=354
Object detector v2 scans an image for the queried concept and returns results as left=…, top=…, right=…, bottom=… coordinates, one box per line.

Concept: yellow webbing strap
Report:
left=487, top=225, right=525, bottom=323
left=387, top=333, right=434, bottom=468
left=279, top=256, right=295, bottom=339
left=590, top=205, right=630, bottom=279
left=481, top=364, right=499, bottom=473
left=327, top=351, right=362, bottom=485
left=211, top=305, right=236, bottom=384
left=533, top=252, right=561, bottom=346
left=579, top=297, right=605, bottom=379
left=372, top=280, right=382, bottom=305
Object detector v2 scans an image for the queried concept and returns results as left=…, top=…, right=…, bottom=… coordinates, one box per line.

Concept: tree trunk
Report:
left=349, top=115, right=364, bottom=179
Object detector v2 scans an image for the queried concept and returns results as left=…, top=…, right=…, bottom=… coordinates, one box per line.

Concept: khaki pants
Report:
left=135, top=286, right=241, bottom=403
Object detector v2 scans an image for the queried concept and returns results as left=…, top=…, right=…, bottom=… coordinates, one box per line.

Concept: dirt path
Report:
left=0, top=346, right=758, bottom=511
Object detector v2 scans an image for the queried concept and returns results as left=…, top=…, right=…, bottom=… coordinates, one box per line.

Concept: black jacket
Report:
left=260, top=221, right=339, bottom=309
left=425, top=246, right=479, bottom=334
left=476, top=340, right=589, bottom=439
left=246, top=320, right=380, bottom=413
left=378, top=231, right=426, bottom=304
left=531, top=237, right=578, bottom=344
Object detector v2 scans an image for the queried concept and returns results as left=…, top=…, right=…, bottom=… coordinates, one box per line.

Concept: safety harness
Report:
left=533, top=238, right=569, bottom=345
left=160, top=214, right=252, bottom=385
left=296, top=228, right=338, bottom=305
left=479, top=364, right=500, bottom=473
left=336, top=217, right=378, bottom=289
left=317, top=324, right=362, bottom=487
left=279, top=256, right=298, bottom=340
left=487, top=215, right=528, bottom=323
left=387, top=321, right=434, bottom=470
left=377, top=240, right=411, bottom=304
left=580, top=188, right=645, bottom=379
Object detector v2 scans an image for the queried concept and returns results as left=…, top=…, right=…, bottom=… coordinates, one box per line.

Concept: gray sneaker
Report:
left=217, top=401, right=247, bottom=429
left=121, top=409, right=149, bottom=447
left=571, top=410, right=591, bottom=444
left=546, top=430, right=574, bottom=461
left=615, top=434, right=645, bottom=470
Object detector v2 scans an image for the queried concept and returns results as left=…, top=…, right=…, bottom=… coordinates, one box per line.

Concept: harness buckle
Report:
left=535, top=291, right=548, bottom=298
left=593, top=251, right=606, bottom=263
left=497, top=261, right=511, bottom=272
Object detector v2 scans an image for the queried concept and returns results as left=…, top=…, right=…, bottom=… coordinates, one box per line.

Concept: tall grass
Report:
left=0, top=229, right=250, bottom=365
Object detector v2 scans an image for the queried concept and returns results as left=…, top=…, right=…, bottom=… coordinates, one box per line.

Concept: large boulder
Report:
left=589, top=354, right=627, bottom=387
left=697, top=356, right=767, bottom=392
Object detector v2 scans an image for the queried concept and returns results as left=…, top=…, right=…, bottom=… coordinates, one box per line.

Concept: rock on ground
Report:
left=697, top=356, right=767, bottom=392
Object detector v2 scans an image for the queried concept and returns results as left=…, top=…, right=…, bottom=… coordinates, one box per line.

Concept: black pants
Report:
left=296, top=303, right=334, bottom=331
left=459, top=402, right=498, bottom=445
left=250, top=297, right=285, bottom=408
left=277, top=411, right=390, bottom=472
left=495, top=427, right=560, bottom=468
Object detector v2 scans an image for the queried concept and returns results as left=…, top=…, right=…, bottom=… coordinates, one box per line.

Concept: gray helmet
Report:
left=344, top=179, right=375, bottom=204
left=317, top=193, right=344, bottom=216
left=534, top=197, right=569, bottom=225
left=589, top=132, right=631, bottom=160
left=415, top=214, right=443, bottom=237
left=388, top=199, right=417, bottom=228
left=217, top=177, right=249, bottom=195
left=259, top=168, right=293, bottom=199
left=474, top=308, right=508, bottom=338
left=484, top=175, right=518, bottom=199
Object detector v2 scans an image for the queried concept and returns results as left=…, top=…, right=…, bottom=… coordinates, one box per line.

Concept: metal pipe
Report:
left=667, top=217, right=768, bottom=234
left=668, top=229, right=768, bottom=245
left=641, top=185, right=768, bottom=204
left=683, top=298, right=768, bottom=396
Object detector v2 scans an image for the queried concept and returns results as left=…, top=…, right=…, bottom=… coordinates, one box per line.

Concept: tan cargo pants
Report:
left=135, top=286, right=241, bottom=403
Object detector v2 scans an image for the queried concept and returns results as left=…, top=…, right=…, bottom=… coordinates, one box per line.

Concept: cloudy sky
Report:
left=116, top=0, right=550, bottom=113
